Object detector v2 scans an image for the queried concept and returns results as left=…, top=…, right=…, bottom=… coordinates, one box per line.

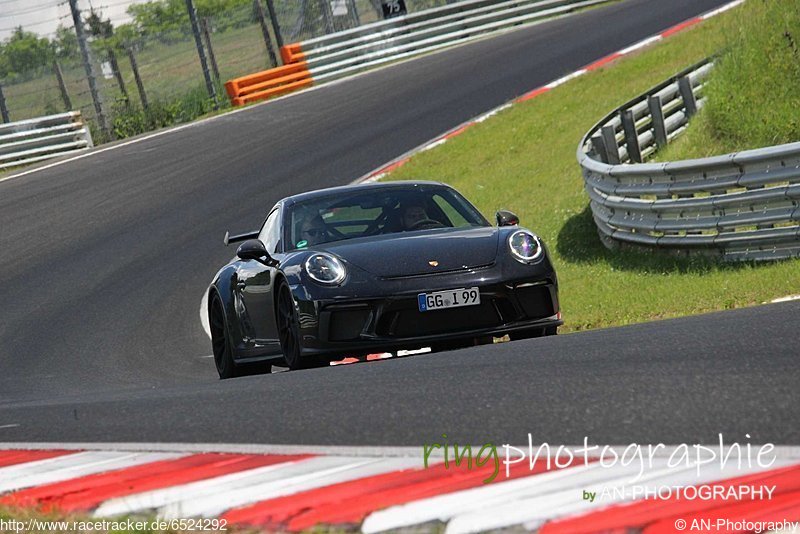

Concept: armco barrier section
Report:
left=577, top=60, right=800, bottom=261
left=225, top=0, right=611, bottom=106
left=0, top=111, right=93, bottom=170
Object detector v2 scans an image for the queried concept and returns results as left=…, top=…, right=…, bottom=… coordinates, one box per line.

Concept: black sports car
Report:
left=208, top=181, right=561, bottom=378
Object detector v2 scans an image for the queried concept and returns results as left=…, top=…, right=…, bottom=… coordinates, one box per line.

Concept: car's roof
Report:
left=283, top=180, right=449, bottom=206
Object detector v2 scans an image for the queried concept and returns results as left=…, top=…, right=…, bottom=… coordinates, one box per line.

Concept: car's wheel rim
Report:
left=278, top=286, right=298, bottom=366
left=209, top=297, right=227, bottom=372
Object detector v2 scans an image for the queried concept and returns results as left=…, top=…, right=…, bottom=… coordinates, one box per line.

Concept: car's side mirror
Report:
left=237, top=239, right=278, bottom=267
left=496, top=210, right=520, bottom=227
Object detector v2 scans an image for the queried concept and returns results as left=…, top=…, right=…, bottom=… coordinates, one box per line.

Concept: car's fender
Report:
left=209, top=264, right=248, bottom=356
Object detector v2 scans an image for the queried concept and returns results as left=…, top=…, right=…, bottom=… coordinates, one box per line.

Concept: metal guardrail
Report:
left=0, top=111, right=93, bottom=171
left=296, top=0, right=610, bottom=82
left=226, top=0, right=611, bottom=106
left=577, top=60, right=800, bottom=261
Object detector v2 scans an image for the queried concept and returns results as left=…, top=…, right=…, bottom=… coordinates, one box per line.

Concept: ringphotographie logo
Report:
left=422, top=433, right=777, bottom=485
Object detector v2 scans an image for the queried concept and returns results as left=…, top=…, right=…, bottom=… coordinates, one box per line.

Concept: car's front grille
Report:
left=380, top=262, right=494, bottom=281
left=378, top=301, right=500, bottom=337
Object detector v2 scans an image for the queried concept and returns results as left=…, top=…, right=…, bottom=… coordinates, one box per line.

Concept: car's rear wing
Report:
left=223, top=230, right=258, bottom=246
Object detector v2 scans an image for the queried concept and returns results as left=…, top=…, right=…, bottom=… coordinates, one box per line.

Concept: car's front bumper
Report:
left=293, top=264, right=560, bottom=358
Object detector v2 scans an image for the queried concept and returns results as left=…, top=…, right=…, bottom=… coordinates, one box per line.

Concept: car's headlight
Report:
left=304, top=253, right=346, bottom=285
left=508, top=230, right=543, bottom=262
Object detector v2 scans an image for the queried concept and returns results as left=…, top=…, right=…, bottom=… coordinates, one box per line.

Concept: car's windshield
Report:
left=286, top=186, right=489, bottom=250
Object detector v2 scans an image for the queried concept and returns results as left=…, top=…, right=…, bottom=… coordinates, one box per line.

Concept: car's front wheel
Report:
left=210, top=292, right=272, bottom=379
left=210, top=292, right=240, bottom=379
left=276, top=282, right=328, bottom=370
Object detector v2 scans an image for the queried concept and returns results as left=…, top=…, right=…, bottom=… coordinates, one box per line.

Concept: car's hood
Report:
left=323, top=226, right=499, bottom=278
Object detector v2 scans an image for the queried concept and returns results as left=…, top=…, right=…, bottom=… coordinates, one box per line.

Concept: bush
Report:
left=109, top=85, right=223, bottom=139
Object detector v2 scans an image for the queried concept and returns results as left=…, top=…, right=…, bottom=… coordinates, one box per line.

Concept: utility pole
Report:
left=185, top=0, right=218, bottom=109
left=68, top=0, right=111, bottom=139
left=253, top=0, right=278, bottom=68
left=264, top=0, right=284, bottom=50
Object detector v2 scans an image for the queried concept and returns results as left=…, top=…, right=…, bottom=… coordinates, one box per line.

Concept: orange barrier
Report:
left=280, top=43, right=305, bottom=65
left=224, top=44, right=311, bottom=106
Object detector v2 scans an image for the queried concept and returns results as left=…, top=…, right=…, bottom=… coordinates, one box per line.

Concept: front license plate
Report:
left=418, top=287, right=480, bottom=312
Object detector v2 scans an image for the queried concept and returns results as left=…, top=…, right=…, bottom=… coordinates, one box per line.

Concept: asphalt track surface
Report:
left=3, top=0, right=796, bottom=447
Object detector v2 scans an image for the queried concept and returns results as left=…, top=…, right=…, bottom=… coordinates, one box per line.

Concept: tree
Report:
left=85, top=10, right=115, bottom=40
left=125, top=0, right=253, bottom=39
left=0, top=27, right=53, bottom=79
left=52, top=25, right=79, bottom=61
left=127, top=0, right=188, bottom=39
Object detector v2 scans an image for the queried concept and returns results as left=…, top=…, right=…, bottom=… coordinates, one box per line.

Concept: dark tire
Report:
left=238, top=359, right=273, bottom=376
left=510, top=326, right=558, bottom=341
left=276, top=282, right=328, bottom=370
left=210, top=292, right=241, bottom=379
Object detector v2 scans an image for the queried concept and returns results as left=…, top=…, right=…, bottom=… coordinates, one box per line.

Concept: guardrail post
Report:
left=79, top=111, right=95, bottom=148
left=678, top=76, right=697, bottom=117
left=648, top=94, right=667, bottom=148
left=600, top=125, right=620, bottom=164
left=620, top=108, right=642, bottom=163
left=0, top=84, right=9, bottom=123
left=590, top=134, right=608, bottom=163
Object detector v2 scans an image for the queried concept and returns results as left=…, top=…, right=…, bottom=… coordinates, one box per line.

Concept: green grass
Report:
left=659, top=0, right=800, bottom=161
left=383, top=2, right=800, bottom=332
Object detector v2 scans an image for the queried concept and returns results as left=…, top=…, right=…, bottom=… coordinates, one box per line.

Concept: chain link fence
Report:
left=0, top=0, right=464, bottom=145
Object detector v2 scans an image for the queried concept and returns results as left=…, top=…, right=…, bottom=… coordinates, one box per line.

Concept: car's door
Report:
left=236, top=206, right=283, bottom=352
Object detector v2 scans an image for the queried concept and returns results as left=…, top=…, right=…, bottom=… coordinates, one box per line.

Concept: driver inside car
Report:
left=298, top=214, right=329, bottom=247
left=401, top=202, right=430, bottom=230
